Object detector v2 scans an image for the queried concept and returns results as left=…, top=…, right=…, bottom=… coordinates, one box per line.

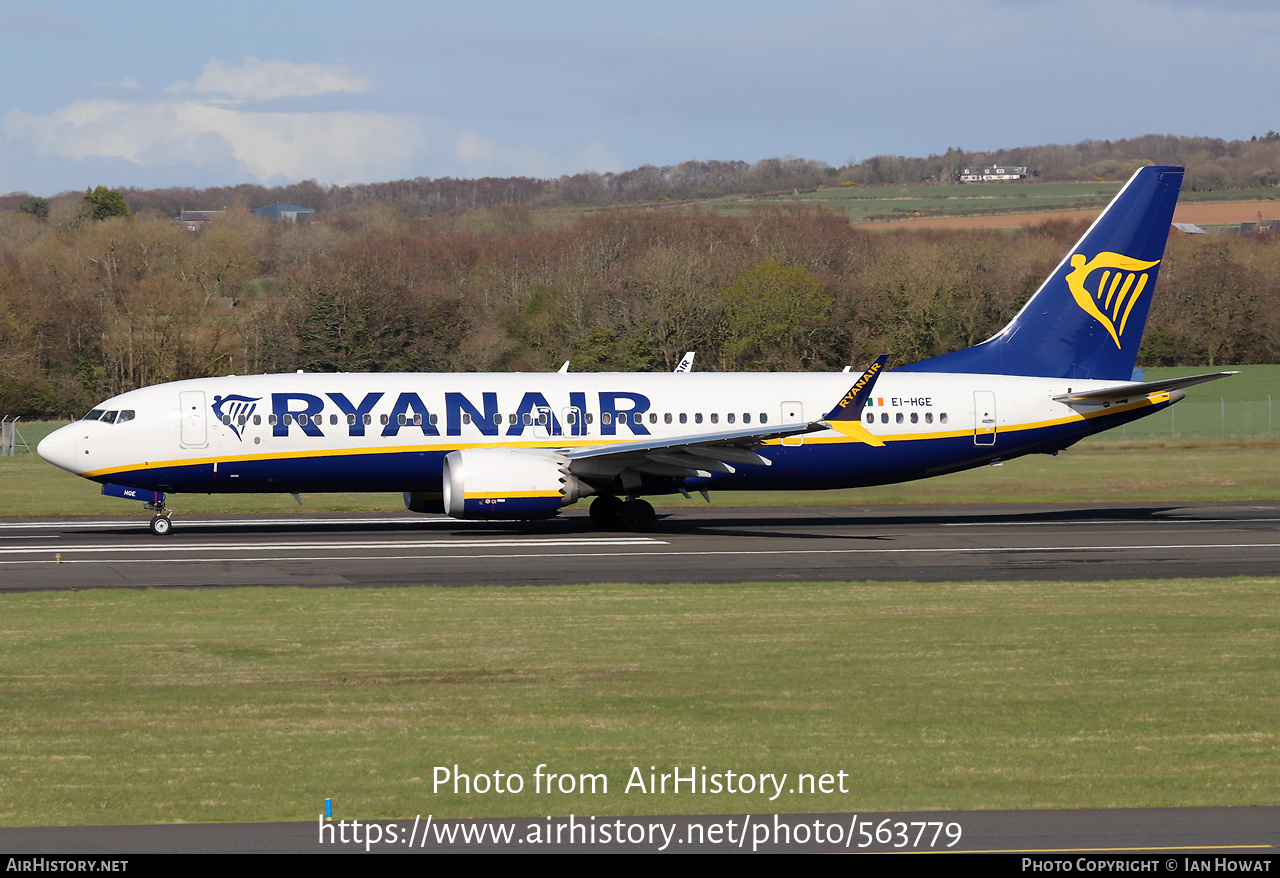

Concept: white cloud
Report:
left=167, top=57, right=371, bottom=103
left=201, top=56, right=370, bottom=102
left=177, top=106, right=429, bottom=183
left=1, top=57, right=415, bottom=185
left=1, top=99, right=429, bottom=185
left=0, top=56, right=620, bottom=189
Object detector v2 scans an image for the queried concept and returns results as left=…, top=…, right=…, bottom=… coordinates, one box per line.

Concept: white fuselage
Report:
left=37, top=369, right=1170, bottom=500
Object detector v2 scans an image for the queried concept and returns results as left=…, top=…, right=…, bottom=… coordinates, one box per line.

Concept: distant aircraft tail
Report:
left=897, top=165, right=1184, bottom=380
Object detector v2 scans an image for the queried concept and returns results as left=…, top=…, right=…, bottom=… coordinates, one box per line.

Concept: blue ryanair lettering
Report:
left=272, top=393, right=325, bottom=437
left=446, top=391, right=499, bottom=437
left=598, top=391, right=651, bottom=436
left=506, top=392, right=561, bottom=436
left=381, top=392, right=440, bottom=437
left=327, top=391, right=383, bottom=437
left=569, top=391, right=588, bottom=436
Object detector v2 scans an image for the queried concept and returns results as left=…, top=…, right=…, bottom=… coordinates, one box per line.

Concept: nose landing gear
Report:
left=101, top=484, right=175, bottom=536
left=144, top=499, right=175, bottom=536
left=148, top=511, right=174, bottom=535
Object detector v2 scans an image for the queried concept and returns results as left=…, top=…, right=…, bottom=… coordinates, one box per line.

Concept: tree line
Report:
left=2, top=196, right=1276, bottom=419
left=4, top=134, right=1278, bottom=222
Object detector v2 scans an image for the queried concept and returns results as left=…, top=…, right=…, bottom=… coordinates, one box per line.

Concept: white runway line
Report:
left=0, top=536, right=664, bottom=556
left=4, top=542, right=1279, bottom=566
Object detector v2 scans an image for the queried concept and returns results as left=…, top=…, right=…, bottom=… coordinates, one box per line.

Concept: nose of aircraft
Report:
left=37, top=424, right=79, bottom=474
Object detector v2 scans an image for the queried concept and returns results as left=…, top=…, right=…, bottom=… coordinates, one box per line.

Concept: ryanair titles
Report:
left=257, top=390, right=654, bottom=439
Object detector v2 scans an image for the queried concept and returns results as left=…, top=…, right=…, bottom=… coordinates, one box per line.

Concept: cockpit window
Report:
left=81, top=408, right=135, bottom=424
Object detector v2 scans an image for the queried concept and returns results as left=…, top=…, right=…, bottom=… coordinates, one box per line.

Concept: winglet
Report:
left=821, top=355, right=889, bottom=446
left=824, top=354, right=888, bottom=420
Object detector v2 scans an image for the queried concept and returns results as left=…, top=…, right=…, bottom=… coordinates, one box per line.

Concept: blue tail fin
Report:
left=897, top=165, right=1184, bottom=380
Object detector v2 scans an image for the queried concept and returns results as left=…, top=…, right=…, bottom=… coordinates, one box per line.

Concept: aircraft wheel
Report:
left=619, top=498, right=656, bottom=533
left=149, top=515, right=173, bottom=536
left=589, top=495, right=625, bottom=528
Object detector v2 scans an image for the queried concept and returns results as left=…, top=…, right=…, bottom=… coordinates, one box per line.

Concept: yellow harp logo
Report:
left=1065, top=252, right=1160, bottom=349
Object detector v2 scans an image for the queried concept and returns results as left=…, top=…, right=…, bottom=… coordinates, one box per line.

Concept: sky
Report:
left=1, top=0, right=1277, bottom=196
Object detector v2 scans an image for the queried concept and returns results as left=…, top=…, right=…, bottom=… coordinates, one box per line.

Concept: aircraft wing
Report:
left=564, top=420, right=826, bottom=481
left=564, top=356, right=890, bottom=483
left=1053, top=371, right=1238, bottom=403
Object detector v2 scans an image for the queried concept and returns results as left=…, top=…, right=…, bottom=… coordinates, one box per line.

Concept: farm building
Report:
left=957, top=165, right=1029, bottom=183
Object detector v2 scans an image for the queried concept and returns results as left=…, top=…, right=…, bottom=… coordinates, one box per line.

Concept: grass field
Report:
left=2, top=578, right=1276, bottom=826
left=705, top=181, right=1122, bottom=221
left=695, top=181, right=1280, bottom=223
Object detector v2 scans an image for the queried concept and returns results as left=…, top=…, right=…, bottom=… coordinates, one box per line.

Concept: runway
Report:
left=2, top=502, right=1279, bottom=591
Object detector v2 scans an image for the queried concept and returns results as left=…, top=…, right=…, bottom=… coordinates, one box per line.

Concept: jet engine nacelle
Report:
left=442, top=448, right=586, bottom=520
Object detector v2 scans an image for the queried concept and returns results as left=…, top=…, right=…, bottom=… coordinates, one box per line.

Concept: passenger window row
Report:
left=237, top=410, right=775, bottom=430
left=864, top=411, right=949, bottom=425
left=92, top=406, right=933, bottom=432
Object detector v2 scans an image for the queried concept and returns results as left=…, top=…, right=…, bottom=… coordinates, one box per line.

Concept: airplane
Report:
left=38, top=165, right=1235, bottom=535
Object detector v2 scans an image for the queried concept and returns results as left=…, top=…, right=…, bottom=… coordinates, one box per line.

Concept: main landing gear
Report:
left=589, top=495, right=656, bottom=532
left=145, top=501, right=174, bottom=536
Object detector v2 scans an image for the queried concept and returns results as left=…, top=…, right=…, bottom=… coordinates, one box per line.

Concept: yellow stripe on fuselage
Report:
left=469, top=491, right=563, bottom=500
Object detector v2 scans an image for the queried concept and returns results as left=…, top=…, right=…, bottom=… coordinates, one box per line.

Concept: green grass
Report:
left=687, top=182, right=1280, bottom=223
left=2, top=578, right=1276, bottom=826
left=699, top=181, right=1123, bottom=221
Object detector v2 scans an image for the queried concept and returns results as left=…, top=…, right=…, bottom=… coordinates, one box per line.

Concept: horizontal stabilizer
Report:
left=1053, top=371, right=1238, bottom=403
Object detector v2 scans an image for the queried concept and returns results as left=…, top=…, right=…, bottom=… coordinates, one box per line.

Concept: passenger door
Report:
left=973, top=391, right=997, bottom=446
left=179, top=391, right=207, bottom=448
